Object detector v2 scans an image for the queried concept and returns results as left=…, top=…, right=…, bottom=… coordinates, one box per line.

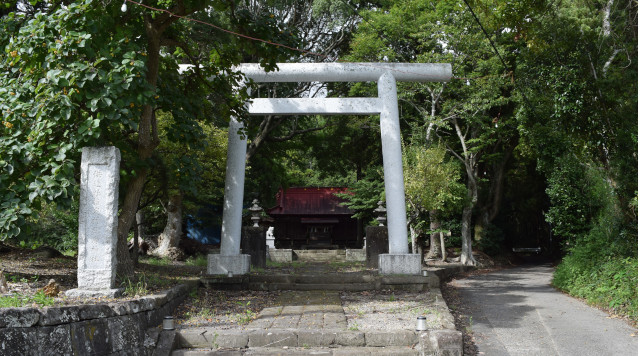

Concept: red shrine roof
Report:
left=266, top=187, right=354, bottom=216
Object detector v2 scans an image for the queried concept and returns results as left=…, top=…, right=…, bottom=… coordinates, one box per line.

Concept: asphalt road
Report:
left=452, top=264, right=638, bottom=356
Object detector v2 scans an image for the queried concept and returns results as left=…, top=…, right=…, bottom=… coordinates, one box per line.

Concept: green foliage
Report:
left=554, top=255, right=638, bottom=320
left=546, top=155, right=616, bottom=250
left=12, top=197, right=79, bottom=254
left=335, top=167, right=384, bottom=224
left=0, top=1, right=152, bottom=239
left=552, top=163, right=637, bottom=320
left=476, top=224, right=505, bottom=257
left=233, top=301, right=256, bottom=325
left=0, top=290, right=54, bottom=308
left=403, top=143, right=464, bottom=214
left=141, top=256, right=172, bottom=267
left=121, top=274, right=149, bottom=297
left=185, top=254, right=208, bottom=267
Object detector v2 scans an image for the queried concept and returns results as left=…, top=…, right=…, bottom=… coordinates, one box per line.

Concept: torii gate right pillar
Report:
left=377, top=71, right=421, bottom=275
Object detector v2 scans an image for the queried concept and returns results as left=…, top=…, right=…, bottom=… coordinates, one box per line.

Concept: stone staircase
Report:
left=162, top=264, right=465, bottom=355
left=167, top=291, right=452, bottom=355
left=171, top=328, right=426, bottom=355
left=293, top=249, right=348, bottom=262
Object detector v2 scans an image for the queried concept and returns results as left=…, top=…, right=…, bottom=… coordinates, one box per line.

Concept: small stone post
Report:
left=67, top=147, right=122, bottom=297
left=365, top=226, right=389, bottom=269
left=366, top=201, right=389, bottom=268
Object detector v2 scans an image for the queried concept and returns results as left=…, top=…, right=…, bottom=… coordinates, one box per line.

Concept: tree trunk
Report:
left=153, top=192, right=184, bottom=259
left=451, top=118, right=477, bottom=266
left=460, top=205, right=475, bottom=265
left=425, top=210, right=442, bottom=259
left=136, top=210, right=145, bottom=238
left=439, top=232, right=447, bottom=261
left=460, top=162, right=478, bottom=266
left=115, top=13, right=170, bottom=278
left=410, top=224, right=418, bottom=254
left=131, top=210, right=144, bottom=265
left=132, top=220, right=138, bottom=266
left=117, top=169, right=149, bottom=278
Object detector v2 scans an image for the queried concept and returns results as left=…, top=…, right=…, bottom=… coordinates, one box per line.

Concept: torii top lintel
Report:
left=236, top=62, right=452, bottom=83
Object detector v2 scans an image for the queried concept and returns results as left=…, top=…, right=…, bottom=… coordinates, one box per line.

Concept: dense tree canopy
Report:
left=0, top=0, right=636, bottom=317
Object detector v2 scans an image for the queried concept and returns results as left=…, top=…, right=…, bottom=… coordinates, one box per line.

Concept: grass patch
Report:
left=329, top=261, right=365, bottom=271
left=266, top=260, right=285, bottom=268
left=185, top=255, right=208, bottom=267
left=265, top=260, right=306, bottom=270
left=233, top=301, right=256, bottom=325
left=141, top=256, right=172, bottom=266
left=121, top=274, right=149, bottom=297
left=0, top=291, right=54, bottom=308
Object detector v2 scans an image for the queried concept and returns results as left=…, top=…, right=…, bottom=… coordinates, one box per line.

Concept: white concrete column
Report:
left=220, top=116, right=247, bottom=256
left=378, top=71, right=409, bottom=254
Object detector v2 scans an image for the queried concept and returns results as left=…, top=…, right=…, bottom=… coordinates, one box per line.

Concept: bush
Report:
left=549, top=155, right=637, bottom=320
left=13, top=198, right=79, bottom=254
left=552, top=204, right=638, bottom=320
left=545, top=156, right=601, bottom=250
left=554, top=254, right=637, bottom=320
left=476, top=224, right=505, bottom=257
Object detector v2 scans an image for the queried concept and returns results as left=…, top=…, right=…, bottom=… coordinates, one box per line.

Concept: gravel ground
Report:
left=172, top=289, right=282, bottom=329
left=341, top=289, right=448, bottom=331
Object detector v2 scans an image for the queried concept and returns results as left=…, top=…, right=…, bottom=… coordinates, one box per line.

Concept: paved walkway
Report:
left=453, top=264, right=638, bottom=356
left=248, top=291, right=348, bottom=330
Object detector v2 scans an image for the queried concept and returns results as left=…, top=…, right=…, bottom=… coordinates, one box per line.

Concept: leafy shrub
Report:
left=552, top=191, right=638, bottom=320
left=545, top=156, right=601, bottom=250
left=476, top=224, right=505, bottom=257
left=13, top=198, right=79, bottom=254
left=549, top=155, right=637, bottom=320
left=441, top=218, right=462, bottom=248
left=554, top=254, right=637, bottom=320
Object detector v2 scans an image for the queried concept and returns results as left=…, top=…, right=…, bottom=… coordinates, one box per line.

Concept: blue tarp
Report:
left=185, top=205, right=222, bottom=245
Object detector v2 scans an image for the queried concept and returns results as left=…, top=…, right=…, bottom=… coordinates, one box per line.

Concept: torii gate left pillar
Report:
left=207, top=63, right=452, bottom=275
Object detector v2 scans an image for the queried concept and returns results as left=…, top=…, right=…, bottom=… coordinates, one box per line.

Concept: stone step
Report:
left=246, top=282, right=375, bottom=291
left=252, top=273, right=378, bottom=284
left=171, top=346, right=419, bottom=355
left=176, top=328, right=419, bottom=349
left=201, top=273, right=437, bottom=291
left=292, top=249, right=349, bottom=263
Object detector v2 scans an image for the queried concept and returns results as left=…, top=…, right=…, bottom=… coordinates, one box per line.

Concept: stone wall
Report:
left=0, top=281, right=197, bottom=356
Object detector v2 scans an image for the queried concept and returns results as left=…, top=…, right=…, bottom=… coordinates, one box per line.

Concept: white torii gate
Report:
left=209, top=62, right=452, bottom=275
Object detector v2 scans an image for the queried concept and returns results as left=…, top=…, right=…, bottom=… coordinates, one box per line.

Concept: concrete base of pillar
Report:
left=65, top=288, right=123, bottom=298
left=207, top=254, right=251, bottom=275
left=378, top=254, right=422, bottom=275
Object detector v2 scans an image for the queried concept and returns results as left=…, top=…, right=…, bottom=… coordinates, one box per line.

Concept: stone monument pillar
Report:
left=67, top=147, right=122, bottom=297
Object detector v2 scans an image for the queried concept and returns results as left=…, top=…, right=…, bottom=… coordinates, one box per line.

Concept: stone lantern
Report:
left=374, top=201, right=387, bottom=227
left=249, top=199, right=263, bottom=227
